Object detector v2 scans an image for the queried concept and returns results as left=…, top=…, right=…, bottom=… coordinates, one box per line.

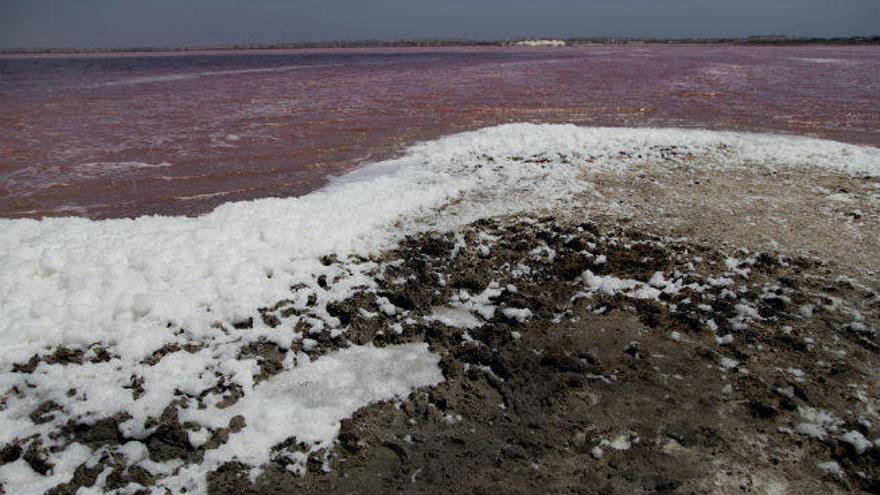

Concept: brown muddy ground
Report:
left=4, top=178, right=878, bottom=494
left=580, top=164, right=880, bottom=288
left=200, top=215, right=879, bottom=495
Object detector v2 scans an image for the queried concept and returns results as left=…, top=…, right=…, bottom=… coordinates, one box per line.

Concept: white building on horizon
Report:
left=513, top=39, right=567, bottom=47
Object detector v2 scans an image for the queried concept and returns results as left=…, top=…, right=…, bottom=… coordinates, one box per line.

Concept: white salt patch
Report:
left=187, top=428, right=211, bottom=448
left=724, top=257, right=751, bottom=277
left=427, top=306, right=484, bottom=329
left=839, top=431, right=873, bottom=455
left=707, top=276, right=734, bottom=287
left=168, top=343, right=442, bottom=493
left=580, top=270, right=662, bottom=300
left=502, top=307, right=533, bottom=322
left=734, top=303, right=760, bottom=319
left=442, top=413, right=463, bottom=424
left=800, top=305, right=814, bottom=318
left=450, top=234, right=466, bottom=258
left=816, top=461, right=844, bottom=479
left=796, top=57, right=848, bottom=64
left=604, top=431, right=639, bottom=451
left=0, top=443, right=91, bottom=495
left=796, top=423, right=826, bottom=439
left=450, top=284, right=502, bottom=320
left=720, top=357, right=740, bottom=370
left=647, top=271, right=666, bottom=288
left=786, top=368, right=806, bottom=382
left=3, top=123, right=879, bottom=488
left=376, top=297, right=398, bottom=316
left=795, top=406, right=843, bottom=439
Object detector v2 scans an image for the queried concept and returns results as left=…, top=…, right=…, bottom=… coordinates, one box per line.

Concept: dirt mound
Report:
left=3, top=215, right=878, bottom=494
left=217, top=216, right=877, bottom=494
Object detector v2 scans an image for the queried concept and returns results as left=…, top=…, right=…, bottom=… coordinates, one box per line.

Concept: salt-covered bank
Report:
left=0, top=124, right=878, bottom=494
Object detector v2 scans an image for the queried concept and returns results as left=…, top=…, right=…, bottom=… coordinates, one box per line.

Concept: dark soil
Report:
left=209, top=216, right=879, bottom=494
left=5, top=215, right=878, bottom=494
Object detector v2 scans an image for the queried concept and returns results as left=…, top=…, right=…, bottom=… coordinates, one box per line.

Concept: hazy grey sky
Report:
left=1, top=0, right=878, bottom=49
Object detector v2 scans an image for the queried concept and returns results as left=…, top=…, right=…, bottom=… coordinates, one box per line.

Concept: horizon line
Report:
left=3, top=34, right=879, bottom=55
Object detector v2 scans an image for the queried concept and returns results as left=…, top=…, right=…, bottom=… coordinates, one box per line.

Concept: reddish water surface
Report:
left=1, top=45, right=878, bottom=219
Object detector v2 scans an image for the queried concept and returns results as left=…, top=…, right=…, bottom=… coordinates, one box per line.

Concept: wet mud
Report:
left=7, top=213, right=874, bottom=493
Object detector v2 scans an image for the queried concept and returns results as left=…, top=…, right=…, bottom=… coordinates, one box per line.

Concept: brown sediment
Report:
left=2, top=166, right=878, bottom=493
left=196, top=214, right=877, bottom=494
left=577, top=164, right=880, bottom=288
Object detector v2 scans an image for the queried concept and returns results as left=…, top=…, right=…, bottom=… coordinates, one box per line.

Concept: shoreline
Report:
left=0, top=124, right=877, bottom=493
left=4, top=125, right=879, bottom=222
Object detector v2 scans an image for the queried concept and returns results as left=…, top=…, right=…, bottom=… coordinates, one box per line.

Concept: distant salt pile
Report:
left=513, top=39, right=567, bottom=47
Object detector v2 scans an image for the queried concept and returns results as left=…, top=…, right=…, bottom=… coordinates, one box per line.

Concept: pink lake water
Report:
left=1, top=45, right=878, bottom=219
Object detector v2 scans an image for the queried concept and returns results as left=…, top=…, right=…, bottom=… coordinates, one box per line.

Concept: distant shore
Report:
left=2, top=35, right=878, bottom=55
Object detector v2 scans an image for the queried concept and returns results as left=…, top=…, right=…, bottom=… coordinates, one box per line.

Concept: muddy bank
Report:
left=203, top=215, right=878, bottom=495
left=578, top=164, right=880, bottom=288
left=6, top=210, right=874, bottom=493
